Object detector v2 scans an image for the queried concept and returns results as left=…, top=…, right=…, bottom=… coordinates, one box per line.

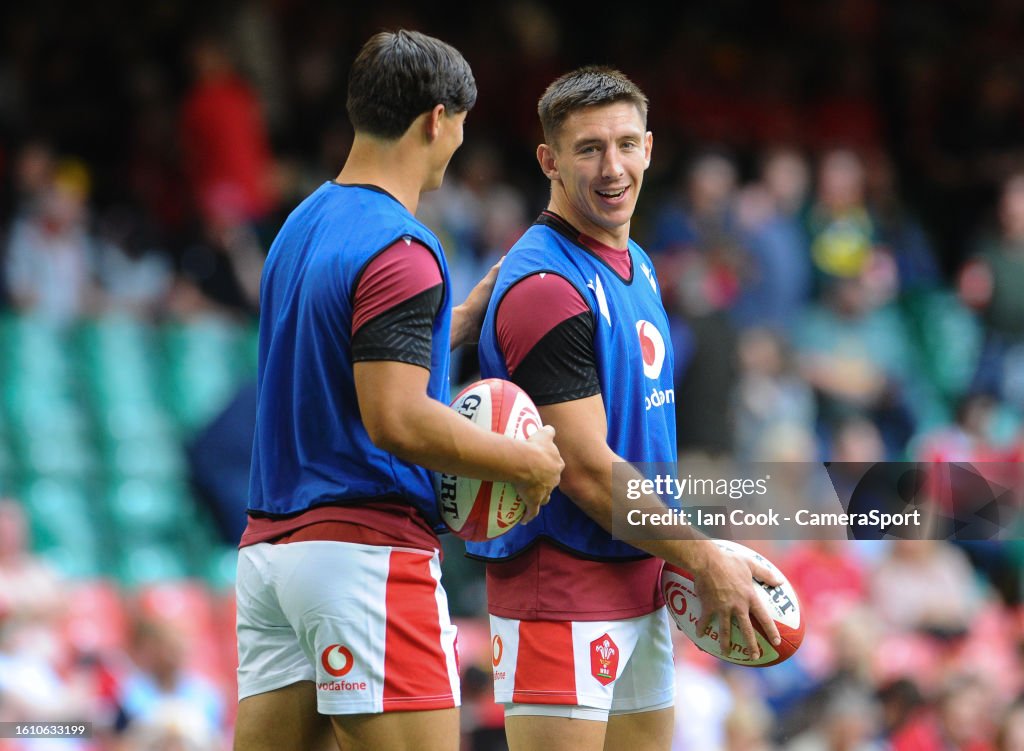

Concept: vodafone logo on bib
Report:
left=636, top=320, right=666, bottom=379
left=321, top=644, right=354, bottom=677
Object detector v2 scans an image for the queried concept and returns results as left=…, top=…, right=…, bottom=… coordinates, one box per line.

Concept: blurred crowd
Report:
left=2, top=0, right=1024, bottom=749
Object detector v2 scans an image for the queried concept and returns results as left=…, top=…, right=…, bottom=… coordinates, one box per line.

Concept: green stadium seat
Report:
left=21, top=477, right=106, bottom=578
left=105, top=478, right=191, bottom=541
left=162, top=318, right=248, bottom=432
left=903, top=290, right=983, bottom=402
left=116, top=540, right=191, bottom=586
left=204, top=546, right=238, bottom=590
left=107, top=435, right=185, bottom=479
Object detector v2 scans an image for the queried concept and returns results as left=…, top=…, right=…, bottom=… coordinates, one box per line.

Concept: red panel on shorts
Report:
left=382, top=551, right=455, bottom=711
left=511, top=620, right=577, bottom=704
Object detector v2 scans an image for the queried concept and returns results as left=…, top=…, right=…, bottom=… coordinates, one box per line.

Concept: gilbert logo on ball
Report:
left=661, top=540, right=804, bottom=667
left=436, top=379, right=540, bottom=541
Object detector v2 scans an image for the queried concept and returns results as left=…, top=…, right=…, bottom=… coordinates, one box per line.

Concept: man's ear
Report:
left=425, top=104, right=446, bottom=142
left=537, top=143, right=559, bottom=181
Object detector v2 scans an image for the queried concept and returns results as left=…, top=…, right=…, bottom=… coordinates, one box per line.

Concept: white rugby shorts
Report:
left=489, top=607, right=675, bottom=721
left=236, top=541, right=460, bottom=715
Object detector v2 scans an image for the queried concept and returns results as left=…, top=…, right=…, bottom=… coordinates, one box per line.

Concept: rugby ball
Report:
left=436, top=379, right=541, bottom=541
left=661, top=540, right=804, bottom=666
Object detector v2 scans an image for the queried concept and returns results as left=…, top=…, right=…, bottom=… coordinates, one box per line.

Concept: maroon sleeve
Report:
left=496, top=273, right=601, bottom=405
left=352, top=239, right=442, bottom=334
left=351, top=239, right=444, bottom=367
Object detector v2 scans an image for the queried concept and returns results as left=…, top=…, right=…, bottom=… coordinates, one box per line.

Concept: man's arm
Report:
left=354, top=360, right=561, bottom=522
left=492, top=270, right=780, bottom=654
left=351, top=243, right=561, bottom=521
left=450, top=258, right=501, bottom=349
left=539, top=394, right=782, bottom=655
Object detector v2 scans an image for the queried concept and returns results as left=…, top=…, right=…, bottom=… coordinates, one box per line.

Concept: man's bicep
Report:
left=354, top=360, right=431, bottom=441
left=537, top=395, right=618, bottom=521
left=350, top=238, right=443, bottom=366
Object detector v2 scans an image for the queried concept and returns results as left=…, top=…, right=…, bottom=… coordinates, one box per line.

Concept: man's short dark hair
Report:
left=538, top=66, right=649, bottom=146
left=347, top=30, right=477, bottom=140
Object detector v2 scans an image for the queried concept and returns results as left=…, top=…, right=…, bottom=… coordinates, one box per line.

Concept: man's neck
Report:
left=337, top=134, right=423, bottom=215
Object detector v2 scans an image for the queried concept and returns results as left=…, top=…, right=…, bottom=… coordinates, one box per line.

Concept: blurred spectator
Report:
left=997, top=698, right=1024, bottom=751
left=0, top=500, right=93, bottom=736
left=420, top=141, right=530, bottom=266
left=7, top=139, right=56, bottom=216
left=178, top=34, right=277, bottom=230
left=652, top=152, right=744, bottom=314
left=419, top=142, right=529, bottom=382
left=730, top=148, right=813, bottom=331
left=0, top=498, right=63, bottom=625
left=167, top=217, right=264, bottom=320
left=779, top=540, right=868, bottom=629
left=959, top=172, right=1024, bottom=410
left=784, top=687, right=884, bottom=751
left=653, top=153, right=745, bottom=455
left=732, top=326, right=816, bottom=461
left=459, top=664, right=507, bottom=751
left=723, top=697, right=775, bottom=751
left=805, top=150, right=878, bottom=286
left=870, top=541, right=983, bottom=637
left=876, top=678, right=926, bottom=741
left=795, top=270, right=917, bottom=456
left=778, top=606, right=884, bottom=745
left=864, top=150, right=942, bottom=295
left=672, top=650, right=735, bottom=751
left=93, top=205, right=174, bottom=319
left=913, top=392, right=1010, bottom=463
left=890, top=674, right=998, bottom=751
left=117, top=618, right=224, bottom=735
left=3, top=159, right=103, bottom=323
left=119, top=699, right=221, bottom=751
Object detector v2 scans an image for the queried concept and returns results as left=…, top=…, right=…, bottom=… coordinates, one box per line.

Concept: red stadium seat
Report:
left=63, top=579, right=129, bottom=655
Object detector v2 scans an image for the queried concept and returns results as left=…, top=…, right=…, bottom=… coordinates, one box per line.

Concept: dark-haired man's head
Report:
left=347, top=30, right=477, bottom=140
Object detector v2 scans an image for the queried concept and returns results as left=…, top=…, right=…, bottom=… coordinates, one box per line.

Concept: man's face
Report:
left=540, top=101, right=652, bottom=246
left=426, top=109, right=467, bottom=191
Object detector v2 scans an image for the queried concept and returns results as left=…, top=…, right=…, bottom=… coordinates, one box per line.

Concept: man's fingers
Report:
left=736, top=612, right=761, bottom=659
left=696, top=609, right=735, bottom=657
left=750, top=591, right=782, bottom=646
left=749, top=559, right=782, bottom=588
left=695, top=610, right=713, bottom=644
left=718, top=611, right=733, bottom=657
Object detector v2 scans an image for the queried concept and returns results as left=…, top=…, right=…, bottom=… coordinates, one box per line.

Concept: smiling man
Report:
left=467, top=67, right=779, bottom=751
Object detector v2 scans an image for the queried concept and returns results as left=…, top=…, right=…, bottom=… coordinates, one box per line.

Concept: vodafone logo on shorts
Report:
left=321, top=644, right=354, bottom=677
left=491, top=635, right=503, bottom=667
left=636, top=320, right=666, bottom=380
left=318, top=644, right=368, bottom=693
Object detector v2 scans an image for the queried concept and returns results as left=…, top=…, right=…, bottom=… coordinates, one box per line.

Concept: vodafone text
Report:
left=317, top=680, right=368, bottom=692
left=645, top=386, right=674, bottom=412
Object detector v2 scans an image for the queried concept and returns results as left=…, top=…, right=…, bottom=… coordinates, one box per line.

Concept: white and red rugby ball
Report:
left=436, top=378, right=541, bottom=541
left=661, top=540, right=804, bottom=667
